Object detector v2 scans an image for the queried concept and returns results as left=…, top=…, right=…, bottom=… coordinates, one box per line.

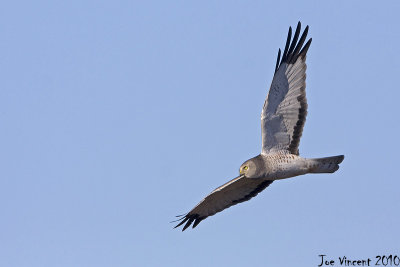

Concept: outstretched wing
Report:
left=261, top=22, right=312, bottom=155
left=174, top=176, right=273, bottom=231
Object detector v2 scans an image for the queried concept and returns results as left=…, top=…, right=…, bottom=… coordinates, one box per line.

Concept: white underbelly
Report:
left=264, top=155, right=309, bottom=180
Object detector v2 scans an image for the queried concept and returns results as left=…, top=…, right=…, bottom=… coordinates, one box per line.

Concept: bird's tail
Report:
left=307, top=155, right=344, bottom=173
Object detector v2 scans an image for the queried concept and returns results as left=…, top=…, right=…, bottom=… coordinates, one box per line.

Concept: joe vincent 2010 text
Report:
left=318, top=255, right=372, bottom=266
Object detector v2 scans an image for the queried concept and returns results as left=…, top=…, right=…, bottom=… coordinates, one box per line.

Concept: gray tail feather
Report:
left=308, top=155, right=344, bottom=173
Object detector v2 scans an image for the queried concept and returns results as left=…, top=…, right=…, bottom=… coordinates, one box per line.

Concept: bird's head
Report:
left=239, top=155, right=265, bottom=178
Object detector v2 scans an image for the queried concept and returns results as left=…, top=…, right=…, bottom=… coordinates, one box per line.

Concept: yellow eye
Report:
left=244, top=166, right=249, bottom=170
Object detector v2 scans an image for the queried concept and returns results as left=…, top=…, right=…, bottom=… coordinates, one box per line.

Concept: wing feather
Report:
left=174, top=176, right=273, bottom=231
left=261, top=22, right=312, bottom=155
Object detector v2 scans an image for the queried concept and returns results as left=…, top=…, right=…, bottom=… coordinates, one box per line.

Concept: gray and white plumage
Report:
left=174, top=22, right=344, bottom=231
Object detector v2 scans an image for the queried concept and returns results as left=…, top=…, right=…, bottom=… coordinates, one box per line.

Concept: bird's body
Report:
left=174, top=22, right=344, bottom=231
left=255, top=152, right=309, bottom=180
left=245, top=153, right=344, bottom=181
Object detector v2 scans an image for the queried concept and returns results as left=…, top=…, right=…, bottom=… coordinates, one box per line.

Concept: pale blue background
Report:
left=1, top=1, right=399, bottom=266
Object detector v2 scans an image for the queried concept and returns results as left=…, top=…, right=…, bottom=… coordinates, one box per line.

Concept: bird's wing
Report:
left=174, top=176, right=273, bottom=231
left=261, top=22, right=312, bottom=155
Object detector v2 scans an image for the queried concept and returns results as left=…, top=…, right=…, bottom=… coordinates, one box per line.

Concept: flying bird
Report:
left=174, top=22, right=344, bottom=231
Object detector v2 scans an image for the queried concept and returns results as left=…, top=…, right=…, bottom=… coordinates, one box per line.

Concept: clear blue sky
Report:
left=1, top=1, right=399, bottom=266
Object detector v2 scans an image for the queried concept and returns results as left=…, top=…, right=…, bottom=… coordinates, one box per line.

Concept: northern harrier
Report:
left=174, top=22, right=344, bottom=231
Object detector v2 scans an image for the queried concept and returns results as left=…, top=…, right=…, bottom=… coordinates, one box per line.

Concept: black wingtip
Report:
left=281, top=27, right=292, bottom=63
left=182, top=217, right=195, bottom=231
left=174, top=217, right=189, bottom=229
left=287, top=22, right=301, bottom=58
left=275, top=48, right=281, bottom=73
left=299, top=38, right=312, bottom=58
left=291, top=25, right=309, bottom=60
left=274, top=22, right=312, bottom=73
left=174, top=214, right=204, bottom=231
left=170, top=216, right=186, bottom=223
left=192, top=218, right=204, bottom=229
